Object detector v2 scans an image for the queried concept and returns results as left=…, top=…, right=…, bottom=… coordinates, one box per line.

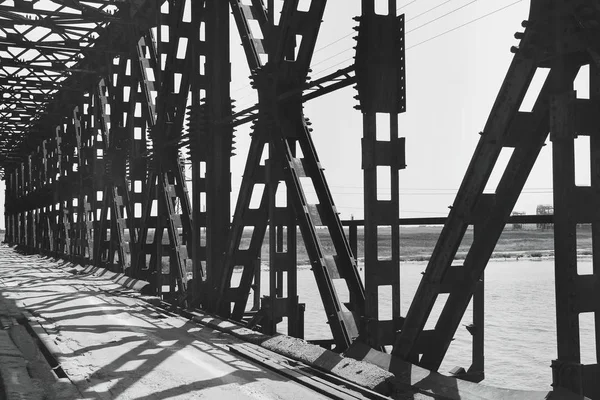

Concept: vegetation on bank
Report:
left=4, top=225, right=591, bottom=268
left=248, top=224, right=592, bottom=265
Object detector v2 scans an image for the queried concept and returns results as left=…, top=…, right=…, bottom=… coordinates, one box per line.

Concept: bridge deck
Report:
left=0, top=243, right=334, bottom=400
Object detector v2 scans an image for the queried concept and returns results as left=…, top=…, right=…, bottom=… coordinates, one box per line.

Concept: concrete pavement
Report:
left=0, top=245, right=334, bottom=400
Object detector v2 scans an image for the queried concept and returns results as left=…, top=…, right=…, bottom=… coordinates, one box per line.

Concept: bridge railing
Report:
left=340, top=213, right=554, bottom=382
left=341, top=214, right=555, bottom=261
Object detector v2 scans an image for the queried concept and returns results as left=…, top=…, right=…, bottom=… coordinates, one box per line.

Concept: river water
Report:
left=234, top=258, right=596, bottom=391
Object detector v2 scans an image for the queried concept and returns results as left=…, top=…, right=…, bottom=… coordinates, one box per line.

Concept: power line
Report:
left=307, top=0, right=523, bottom=81
left=407, top=0, right=523, bottom=50
left=409, top=0, right=456, bottom=21
left=311, top=0, right=464, bottom=66
left=234, top=0, right=525, bottom=112
left=311, top=46, right=354, bottom=69
left=396, top=0, right=423, bottom=12
left=408, top=0, right=478, bottom=34
left=234, top=0, right=462, bottom=99
left=312, top=32, right=353, bottom=56
left=310, top=0, right=424, bottom=58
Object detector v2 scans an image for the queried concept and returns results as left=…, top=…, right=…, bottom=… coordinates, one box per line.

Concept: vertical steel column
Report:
left=130, top=35, right=152, bottom=279
left=32, top=209, right=39, bottom=253
left=18, top=163, right=25, bottom=245
left=263, top=140, right=300, bottom=337
left=132, top=1, right=203, bottom=303
left=265, top=146, right=283, bottom=335
left=73, top=104, right=95, bottom=263
left=53, top=127, right=65, bottom=256
left=3, top=176, right=7, bottom=243
left=93, top=79, right=114, bottom=270
left=73, top=106, right=85, bottom=262
left=4, top=171, right=15, bottom=243
left=82, top=94, right=98, bottom=264
left=9, top=169, right=15, bottom=244
left=355, top=0, right=406, bottom=348
left=6, top=170, right=14, bottom=244
left=25, top=155, right=33, bottom=252
left=467, top=225, right=484, bottom=381
left=31, top=152, right=39, bottom=253
left=13, top=168, right=18, bottom=245
left=587, top=63, right=600, bottom=400
left=44, top=135, right=54, bottom=256
left=550, top=54, right=600, bottom=398
left=215, top=0, right=270, bottom=320
left=204, top=0, right=232, bottom=306
left=216, top=130, right=269, bottom=319
left=13, top=168, right=19, bottom=245
left=549, top=80, right=582, bottom=395
left=391, top=3, right=597, bottom=390
left=220, top=0, right=366, bottom=349
left=92, top=69, right=137, bottom=274
left=188, top=0, right=208, bottom=303
left=62, top=125, right=77, bottom=261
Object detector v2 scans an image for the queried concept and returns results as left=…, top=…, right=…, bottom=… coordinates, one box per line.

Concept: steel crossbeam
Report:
left=225, top=66, right=357, bottom=128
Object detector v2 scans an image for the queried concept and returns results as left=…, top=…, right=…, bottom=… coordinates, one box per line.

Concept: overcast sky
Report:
left=2, top=0, right=592, bottom=229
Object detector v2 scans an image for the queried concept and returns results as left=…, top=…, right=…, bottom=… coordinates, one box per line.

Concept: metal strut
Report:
left=132, top=1, right=200, bottom=304
left=217, top=0, right=365, bottom=351
left=92, top=74, right=137, bottom=274
left=393, top=1, right=600, bottom=397
left=354, top=0, right=407, bottom=350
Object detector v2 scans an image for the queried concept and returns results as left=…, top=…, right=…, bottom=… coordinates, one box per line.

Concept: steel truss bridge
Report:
left=1, top=0, right=599, bottom=397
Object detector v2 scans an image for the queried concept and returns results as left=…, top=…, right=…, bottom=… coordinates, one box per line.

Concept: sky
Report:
left=1, top=0, right=592, bottom=229
left=228, top=0, right=591, bottom=221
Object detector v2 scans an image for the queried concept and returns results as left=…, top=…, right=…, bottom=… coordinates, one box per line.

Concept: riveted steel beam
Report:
left=392, top=2, right=599, bottom=396
left=354, top=0, right=406, bottom=351
left=217, top=0, right=365, bottom=351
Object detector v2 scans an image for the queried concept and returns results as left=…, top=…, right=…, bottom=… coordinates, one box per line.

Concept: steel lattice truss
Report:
left=3, top=0, right=600, bottom=398
left=0, top=0, right=157, bottom=172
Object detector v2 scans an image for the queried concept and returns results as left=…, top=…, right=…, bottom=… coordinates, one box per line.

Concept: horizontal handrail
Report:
left=340, top=214, right=554, bottom=227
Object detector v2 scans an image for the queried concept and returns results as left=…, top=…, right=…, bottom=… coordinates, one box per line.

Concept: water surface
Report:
left=235, top=258, right=596, bottom=391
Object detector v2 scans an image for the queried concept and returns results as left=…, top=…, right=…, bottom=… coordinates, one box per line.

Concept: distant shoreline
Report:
left=4, top=225, right=591, bottom=268
left=251, top=226, right=591, bottom=266
left=250, top=250, right=590, bottom=270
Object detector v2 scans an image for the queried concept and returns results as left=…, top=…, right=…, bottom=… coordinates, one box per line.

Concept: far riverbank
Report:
left=250, top=224, right=591, bottom=265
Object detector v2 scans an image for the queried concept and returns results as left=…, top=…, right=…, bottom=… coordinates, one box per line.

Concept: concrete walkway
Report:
left=0, top=284, right=78, bottom=400
left=0, top=244, right=332, bottom=400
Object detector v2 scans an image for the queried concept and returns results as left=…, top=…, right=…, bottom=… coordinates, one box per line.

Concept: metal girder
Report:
left=131, top=0, right=202, bottom=304
left=1, top=0, right=205, bottom=308
left=193, top=0, right=233, bottom=307
left=217, top=0, right=365, bottom=351
left=354, top=0, right=406, bottom=350
left=226, top=65, right=357, bottom=128
left=0, top=0, right=157, bottom=170
left=92, top=75, right=136, bottom=273
left=391, top=1, right=600, bottom=396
